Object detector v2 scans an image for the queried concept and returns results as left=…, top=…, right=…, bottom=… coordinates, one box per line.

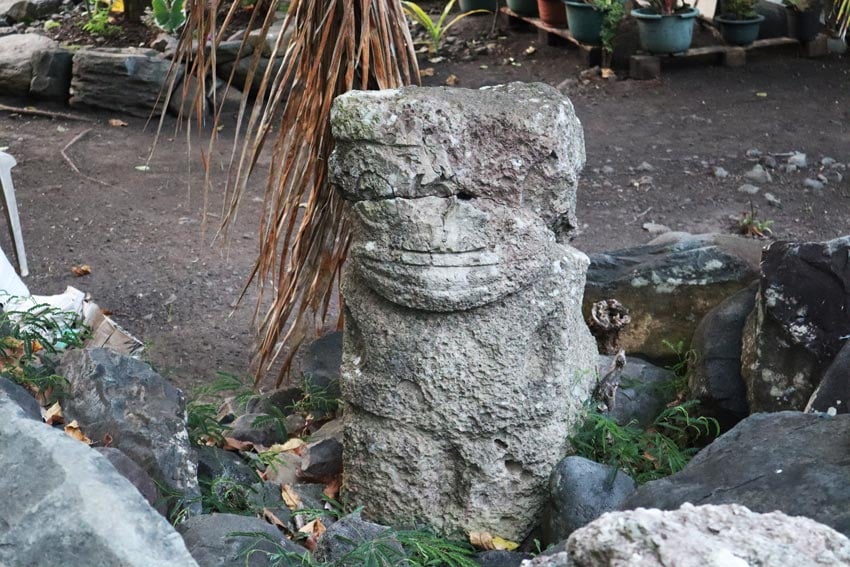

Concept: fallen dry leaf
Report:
left=222, top=437, right=254, bottom=451
left=71, top=264, right=91, bottom=277
left=64, top=420, right=92, bottom=444
left=42, top=402, right=64, bottom=425
left=281, top=484, right=302, bottom=510
left=420, top=67, right=435, bottom=77
left=298, top=518, right=326, bottom=537
left=445, top=74, right=459, bottom=86
left=323, top=477, right=341, bottom=500
left=108, top=119, right=128, bottom=127
left=601, top=67, right=616, bottom=79
left=263, top=508, right=289, bottom=530
left=469, top=531, right=519, bottom=551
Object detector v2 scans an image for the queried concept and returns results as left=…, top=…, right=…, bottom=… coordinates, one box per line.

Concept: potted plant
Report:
left=632, top=0, right=700, bottom=54
left=460, top=0, right=498, bottom=11
left=715, top=0, right=766, bottom=45
left=784, top=0, right=820, bottom=41
left=538, top=0, right=568, bottom=26
left=508, top=0, right=540, bottom=16
left=562, top=0, right=625, bottom=64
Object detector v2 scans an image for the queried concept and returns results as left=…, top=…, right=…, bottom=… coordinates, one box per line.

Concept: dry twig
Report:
left=0, top=104, right=92, bottom=122
left=61, top=129, right=112, bottom=187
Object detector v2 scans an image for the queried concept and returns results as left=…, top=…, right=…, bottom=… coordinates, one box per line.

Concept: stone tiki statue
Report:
left=329, top=83, right=598, bottom=540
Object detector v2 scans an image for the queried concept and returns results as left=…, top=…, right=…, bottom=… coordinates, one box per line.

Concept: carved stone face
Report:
left=331, top=82, right=585, bottom=311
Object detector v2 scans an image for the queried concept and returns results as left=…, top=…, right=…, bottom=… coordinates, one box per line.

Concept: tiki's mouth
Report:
left=347, top=196, right=554, bottom=311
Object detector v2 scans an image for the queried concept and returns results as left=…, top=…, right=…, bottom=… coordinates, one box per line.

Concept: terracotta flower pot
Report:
left=538, top=0, right=568, bottom=26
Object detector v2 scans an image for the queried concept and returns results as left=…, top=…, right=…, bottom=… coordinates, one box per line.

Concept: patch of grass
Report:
left=571, top=400, right=720, bottom=484
left=289, top=375, right=340, bottom=417
left=187, top=372, right=260, bottom=445
left=239, top=525, right=478, bottom=567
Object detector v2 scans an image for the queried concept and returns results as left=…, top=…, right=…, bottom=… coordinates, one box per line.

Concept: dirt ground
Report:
left=1, top=13, right=848, bottom=394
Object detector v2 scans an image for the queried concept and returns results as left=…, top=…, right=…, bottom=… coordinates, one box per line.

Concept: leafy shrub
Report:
left=152, top=0, right=186, bottom=33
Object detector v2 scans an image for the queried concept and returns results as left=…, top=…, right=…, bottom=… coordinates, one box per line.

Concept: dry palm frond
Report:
left=167, top=0, right=419, bottom=386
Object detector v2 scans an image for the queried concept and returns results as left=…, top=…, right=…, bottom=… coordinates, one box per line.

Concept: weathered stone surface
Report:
left=806, top=341, right=850, bottom=414
left=296, top=330, right=342, bottom=399
left=29, top=47, right=72, bottom=100
left=0, top=375, right=41, bottom=420
left=60, top=347, right=200, bottom=513
left=584, top=232, right=763, bottom=362
left=689, top=283, right=755, bottom=428
left=263, top=450, right=301, bottom=485
left=229, top=412, right=288, bottom=446
left=70, top=48, right=180, bottom=117
left=314, top=512, right=400, bottom=566
left=178, top=513, right=306, bottom=567
left=597, top=354, right=675, bottom=428
left=332, top=84, right=597, bottom=540
left=0, top=33, right=57, bottom=97
left=246, top=481, right=293, bottom=527
left=741, top=237, right=850, bottom=412
left=476, top=551, right=534, bottom=567
left=96, top=446, right=166, bottom=515
left=543, top=456, right=636, bottom=545
left=522, top=504, right=850, bottom=567
left=623, top=411, right=850, bottom=536
left=197, top=445, right=258, bottom=485
left=1, top=0, right=60, bottom=21
left=300, top=419, right=343, bottom=481
left=217, top=55, right=285, bottom=96
left=0, top=396, right=198, bottom=566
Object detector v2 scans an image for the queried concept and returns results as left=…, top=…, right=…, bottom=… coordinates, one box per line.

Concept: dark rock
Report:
left=263, top=450, right=301, bottom=485
left=806, top=341, right=850, bottom=414
left=689, top=283, right=757, bottom=428
left=246, top=386, right=303, bottom=415
left=0, top=33, right=57, bottom=96
left=300, top=418, right=343, bottom=481
left=228, top=412, right=288, bottom=446
left=543, top=456, right=636, bottom=544
left=756, top=0, right=790, bottom=38
left=246, top=481, right=293, bottom=527
left=70, top=48, right=181, bottom=117
left=213, top=40, right=254, bottom=64
left=584, top=232, right=763, bottom=362
left=314, top=511, right=400, bottom=565
left=96, top=446, right=166, bottom=515
left=29, top=47, right=72, bottom=100
left=622, top=411, right=850, bottom=537
left=475, top=550, right=533, bottom=567
left=60, top=348, right=201, bottom=514
left=296, top=331, right=342, bottom=400
left=0, top=375, right=41, bottom=420
left=741, top=237, right=850, bottom=412
left=597, top=355, right=676, bottom=428
left=197, top=446, right=258, bottom=486
left=0, top=396, right=198, bottom=566
left=178, top=513, right=306, bottom=567
left=2, top=0, right=61, bottom=21
left=217, top=55, right=285, bottom=97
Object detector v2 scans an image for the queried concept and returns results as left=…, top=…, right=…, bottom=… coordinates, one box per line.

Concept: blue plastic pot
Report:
left=508, top=0, right=540, bottom=16
left=632, top=7, right=700, bottom=54
left=563, top=1, right=604, bottom=44
left=715, top=14, right=765, bottom=45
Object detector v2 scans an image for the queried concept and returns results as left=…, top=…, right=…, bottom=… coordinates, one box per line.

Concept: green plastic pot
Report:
left=459, top=0, right=499, bottom=11
left=714, top=14, right=765, bottom=45
left=508, top=0, right=540, bottom=16
left=632, top=7, right=699, bottom=54
left=563, top=1, right=604, bottom=44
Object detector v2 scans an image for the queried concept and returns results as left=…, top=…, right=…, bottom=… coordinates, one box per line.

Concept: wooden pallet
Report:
left=629, top=34, right=829, bottom=79
left=498, top=6, right=603, bottom=67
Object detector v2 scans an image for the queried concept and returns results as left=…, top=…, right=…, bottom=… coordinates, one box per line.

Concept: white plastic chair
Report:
left=0, top=152, right=28, bottom=277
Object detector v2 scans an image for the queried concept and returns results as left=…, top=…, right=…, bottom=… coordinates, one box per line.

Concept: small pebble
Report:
left=781, top=164, right=798, bottom=173
left=601, top=165, right=615, bottom=175
left=821, top=157, right=836, bottom=167
left=746, top=148, right=762, bottom=158
left=744, top=164, right=772, bottom=184
left=761, top=155, right=778, bottom=169
left=712, top=166, right=729, bottom=179
left=642, top=222, right=671, bottom=235
left=636, top=161, right=655, bottom=172
left=737, top=183, right=760, bottom=195
left=803, top=178, right=825, bottom=191
left=764, top=192, right=782, bottom=207
left=787, top=152, right=807, bottom=168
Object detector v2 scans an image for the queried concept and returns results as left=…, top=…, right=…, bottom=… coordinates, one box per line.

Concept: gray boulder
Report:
left=314, top=512, right=401, bottom=566
left=522, top=504, right=850, bottom=567
left=296, top=330, right=342, bottom=401
left=197, top=445, right=258, bottom=486
left=178, top=513, right=306, bottom=567
left=689, top=283, right=756, bottom=428
left=300, top=418, right=343, bottom=481
left=623, top=411, right=850, bottom=537
left=246, top=481, right=293, bottom=528
left=0, top=33, right=57, bottom=97
left=332, top=84, right=597, bottom=540
left=1, top=0, right=61, bottom=21
left=741, top=237, right=850, bottom=412
left=597, top=354, right=676, bottom=428
left=29, top=47, right=73, bottom=100
left=477, top=551, right=534, bottom=567
left=217, top=55, right=285, bottom=97
left=70, top=48, right=180, bottom=117
left=543, top=456, right=636, bottom=545
left=806, top=341, right=850, bottom=414
left=0, top=395, right=198, bottom=566
left=585, top=232, right=762, bottom=362
left=0, top=375, right=41, bottom=420
left=228, top=412, right=288, bottom=446
left=96, top=446, right=166, bottom=515
left=60, top=348, right=200, bottom=514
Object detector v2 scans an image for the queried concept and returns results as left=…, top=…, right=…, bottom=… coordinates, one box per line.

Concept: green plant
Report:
left=201, top=475, right=258, bottom=515
left=240, top=526, right=478, bottom=567
left=829, top=0, right=849, bottom=38
left=722, top=0, right=757, bottom=19
left=43, top=19, right=61, bottom=30
left=289, top=376, right=340, bottom=416
left=739, top=203, right=774, bottom=238
left=661, top=338, right=697, bottom=397
left=252, top=405, right=291, bottom=438
left=186, top=372, right=258, bottom=445
left=151, top=0, right=187, bottom=33
left=571, top=400, right=719, bottom=483
left=592, top=0, right=625, bottom=58
left=640, top=0, right=690, bottom=15
left=81, top=5, right=121, bottom=36
left=402, top=0, right=489, bottom=54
